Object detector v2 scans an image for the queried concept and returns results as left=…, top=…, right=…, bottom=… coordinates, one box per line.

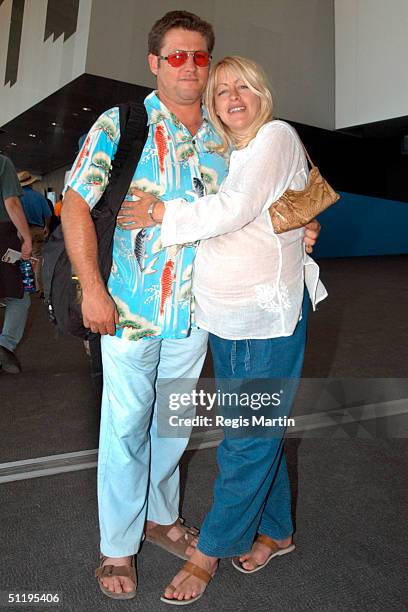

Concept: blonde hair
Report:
left=204, top=56, right=273, bottom=154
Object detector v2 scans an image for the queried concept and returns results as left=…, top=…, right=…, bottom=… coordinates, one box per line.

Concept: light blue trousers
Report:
left=98, top=328, right=208, bottom=557
left=0, top=293, right=31, bottom=351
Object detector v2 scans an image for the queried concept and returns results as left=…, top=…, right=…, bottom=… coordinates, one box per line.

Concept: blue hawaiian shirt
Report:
left=66, top=92, right=227, bottom=340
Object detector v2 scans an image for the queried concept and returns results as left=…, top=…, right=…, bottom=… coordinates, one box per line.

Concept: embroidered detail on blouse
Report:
left=255, top=282, right=292, bottom=312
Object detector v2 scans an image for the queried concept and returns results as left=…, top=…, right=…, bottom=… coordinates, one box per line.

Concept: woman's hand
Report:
left=116, top=188, right=165, bottom=230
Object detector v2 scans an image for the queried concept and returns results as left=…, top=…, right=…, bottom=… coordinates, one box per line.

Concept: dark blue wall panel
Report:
left=314, top=192, right=408, bottom=258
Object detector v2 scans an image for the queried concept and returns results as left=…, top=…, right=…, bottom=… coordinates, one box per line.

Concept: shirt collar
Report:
left=144, top=91, right=208, bottom=130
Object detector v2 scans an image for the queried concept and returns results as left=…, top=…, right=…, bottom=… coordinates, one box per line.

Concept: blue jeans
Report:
left=0, top=293, right=31, bottom=351
left=197, top=294, right=309, bottom=558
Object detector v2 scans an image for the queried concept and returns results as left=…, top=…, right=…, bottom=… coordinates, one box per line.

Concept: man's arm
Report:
left=43, top=214, right=52, bottom=237
left=61, top=187, right=118, bottom=335
left=4, top=196, right=32, bottom=259
left=304, top=219, right=321, bottom=254
left=42, top=197, right=52, bottom=237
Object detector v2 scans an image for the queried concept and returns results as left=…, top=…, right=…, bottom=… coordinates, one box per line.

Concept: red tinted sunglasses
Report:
left=158, top=50, right=212, bottom=68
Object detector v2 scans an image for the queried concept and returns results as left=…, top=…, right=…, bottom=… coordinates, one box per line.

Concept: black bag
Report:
left=0, top=221, right=24, bottom=299
left=43, top=101, right=149, bottom=339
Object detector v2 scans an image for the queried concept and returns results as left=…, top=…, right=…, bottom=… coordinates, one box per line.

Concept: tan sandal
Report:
left=145, top=518, right=199, bottom=560
left=95, top=555, right=137, bottom=599
left=232, top=534, right=295, bottom=574
left=160, top=561, right=213, bottom=606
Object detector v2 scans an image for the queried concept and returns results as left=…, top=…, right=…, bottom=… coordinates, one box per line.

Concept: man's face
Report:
left=148, top=28, right=210, bottom=107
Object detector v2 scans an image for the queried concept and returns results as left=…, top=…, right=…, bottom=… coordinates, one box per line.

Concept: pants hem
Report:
left=197, top=539, right=254, bottom=559
left=146, top=512, right=179, bottom=525
left=257, top=524, right=293, bottom=541
left=100, top=545, right=141, bottom=557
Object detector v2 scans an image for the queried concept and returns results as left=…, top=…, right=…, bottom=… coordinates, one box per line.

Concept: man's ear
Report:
left=148, top=54, right=159, bottom=76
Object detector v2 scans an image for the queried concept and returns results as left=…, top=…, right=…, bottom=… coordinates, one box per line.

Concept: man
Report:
left=18, top=171, right=52, bottom=294
left=62, top=11, right=320, bottom=598
left=0, top=155, right=32, bottom=373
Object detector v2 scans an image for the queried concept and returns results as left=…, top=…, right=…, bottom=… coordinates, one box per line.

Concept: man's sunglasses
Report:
left=158, top=50, right=212, bottom=68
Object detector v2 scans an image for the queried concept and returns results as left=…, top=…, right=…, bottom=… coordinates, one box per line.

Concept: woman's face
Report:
left=214, top=68, right=261, bottom=136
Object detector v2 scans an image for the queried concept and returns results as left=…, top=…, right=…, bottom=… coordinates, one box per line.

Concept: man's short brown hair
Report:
left=148, top=10, right=215, bottom=55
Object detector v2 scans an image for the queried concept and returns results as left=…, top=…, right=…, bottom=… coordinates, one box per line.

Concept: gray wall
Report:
left=0, top=0, right=92, bottom=126
left=85, top=0, right=335, bottom=130
left=335, top=0, right=408, bottom=128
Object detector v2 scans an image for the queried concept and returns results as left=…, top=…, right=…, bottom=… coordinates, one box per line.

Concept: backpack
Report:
left=42, top=101, right=149, bottom=339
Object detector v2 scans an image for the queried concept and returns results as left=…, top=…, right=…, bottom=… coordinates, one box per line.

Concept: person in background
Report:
left=17, top=171, right=51, bottom=294
left=48, top=193, right=63, bottom=234
left=0, top=155, right=32, bottom=373
left=53, top=194, right=63, bottom=219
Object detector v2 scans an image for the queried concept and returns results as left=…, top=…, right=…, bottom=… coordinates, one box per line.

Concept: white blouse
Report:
left=160, top=120, right=328, bottom=340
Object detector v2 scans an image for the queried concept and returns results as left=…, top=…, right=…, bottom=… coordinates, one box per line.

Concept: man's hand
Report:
left=117, top=189, right=164, bottom=230
left=303, top=219, right=321, bottom=254
left=81, top=286, right=119, bottom=335
left=4, top=196, right=32, bottom=252
left=20, top=237, right=32, bottom=260
left=62, top=189, right=118, bottom=334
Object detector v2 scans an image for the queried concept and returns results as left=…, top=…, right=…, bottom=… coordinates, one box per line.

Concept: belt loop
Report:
left=244, top=339, right=251, bottom=373
left=230, top=341, right=237, bottom=374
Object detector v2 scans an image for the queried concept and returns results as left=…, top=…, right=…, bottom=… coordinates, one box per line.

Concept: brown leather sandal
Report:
left=232, top=533, right=295, bottom=574
left=145, top=518, right=199, bottom=560
left=95, top=555, right=137, bottom=599
left=160, top=560, right=213, bottom=606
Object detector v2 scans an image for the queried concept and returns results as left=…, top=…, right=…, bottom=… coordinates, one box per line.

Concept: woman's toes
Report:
left=183, top=588, right=194, bottom=601
left=242, top=559, right=256, bottom=570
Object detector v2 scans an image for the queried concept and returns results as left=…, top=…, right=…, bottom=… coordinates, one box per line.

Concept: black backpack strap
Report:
left=91, top=101, right=149, bottom=283
left=93, top=101, right=149, bottom=218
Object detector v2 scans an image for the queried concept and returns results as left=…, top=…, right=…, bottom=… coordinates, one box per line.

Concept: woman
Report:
left=117, top=56, right=327, bottom=604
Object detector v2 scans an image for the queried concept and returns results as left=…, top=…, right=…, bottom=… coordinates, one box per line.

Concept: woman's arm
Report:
left=117, top=122, right=303, bottom=245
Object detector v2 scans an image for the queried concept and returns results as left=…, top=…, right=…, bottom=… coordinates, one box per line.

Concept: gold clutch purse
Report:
left=269, top=145, right=340, bottom=234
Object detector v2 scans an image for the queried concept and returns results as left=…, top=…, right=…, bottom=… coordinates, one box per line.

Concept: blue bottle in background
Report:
left=18, top=259, right=36, bottom=293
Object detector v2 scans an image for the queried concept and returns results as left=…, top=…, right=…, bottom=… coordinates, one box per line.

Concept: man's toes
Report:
left=121, top=578, right=135, bottom=593
left=102, top=578, right=114, bottom=592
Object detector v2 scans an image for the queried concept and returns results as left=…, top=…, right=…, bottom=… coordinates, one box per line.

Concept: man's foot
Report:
left=235, top=534, right=294, bottom=572
left=95, top=555, right=136, bottom=599
left=145, top=518, right=199, bottom=559
left=161, top=549, right=218, bottom=604
left=0, top=345, right=21, bottom=374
